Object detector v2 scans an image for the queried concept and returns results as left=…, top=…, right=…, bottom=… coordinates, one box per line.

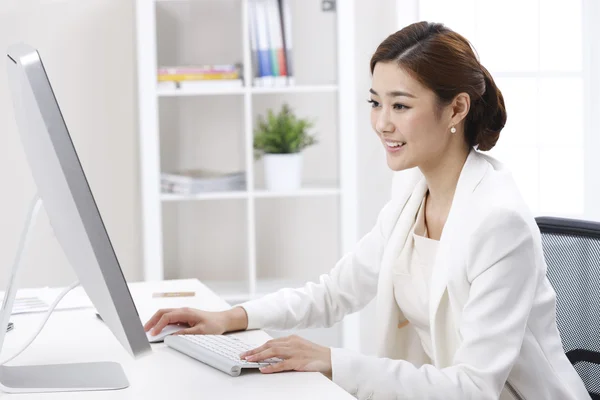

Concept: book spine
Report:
left=248, top=0, right=261, bottom=86
left=262, top=0, right=278, bottom=80
left=270, top=0, right=287, bottom=82
left=280, top=0, right=293, bottom=85
left=266, top=0, right=281, bottom=81
left=255, top=0, right=274, bottom=86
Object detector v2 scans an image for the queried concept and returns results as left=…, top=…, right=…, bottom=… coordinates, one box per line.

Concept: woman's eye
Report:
left=367, top=99, right=380, bottom=108
left=393, top=103, right=407, bottom=110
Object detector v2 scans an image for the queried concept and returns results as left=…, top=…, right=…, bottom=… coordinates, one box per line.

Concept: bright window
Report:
left=413, top=0, right=585, bottom=217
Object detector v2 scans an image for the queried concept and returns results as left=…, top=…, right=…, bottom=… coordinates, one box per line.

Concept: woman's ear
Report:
left=449, top=92, right=470, bottom=127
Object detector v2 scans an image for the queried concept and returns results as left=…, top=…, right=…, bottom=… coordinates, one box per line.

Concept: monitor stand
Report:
left=0, top=363, right=129, bottom=393
left=0, top=195, right=129, bottom=393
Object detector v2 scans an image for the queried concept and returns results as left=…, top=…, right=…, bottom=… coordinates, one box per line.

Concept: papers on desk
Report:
left=0, top=286, right=94, bottom=315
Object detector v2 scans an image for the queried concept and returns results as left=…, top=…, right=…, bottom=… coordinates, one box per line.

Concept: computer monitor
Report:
left=1, top=43, right=151, bottom=393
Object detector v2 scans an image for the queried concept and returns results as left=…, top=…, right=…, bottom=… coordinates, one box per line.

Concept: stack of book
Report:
left=157, top=64, right=243, bottom=91
left=161, top=169, right=246, bottom=195
left=249, top=0, right=293, bottom=87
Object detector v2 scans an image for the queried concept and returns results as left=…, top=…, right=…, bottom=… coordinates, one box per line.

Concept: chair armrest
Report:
left=566, top=349, right=600, bottom=365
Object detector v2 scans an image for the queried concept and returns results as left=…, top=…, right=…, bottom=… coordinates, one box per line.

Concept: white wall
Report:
left=0, top=0, right=142, bottom=288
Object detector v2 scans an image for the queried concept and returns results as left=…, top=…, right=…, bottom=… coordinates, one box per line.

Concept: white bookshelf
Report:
left=135, top=0, right=358, bottom=349
left=157, top=86, right=246, bottom=97
left=157, top=85, right=338, bottom=97
left=161, top=187, right=340, bottom=202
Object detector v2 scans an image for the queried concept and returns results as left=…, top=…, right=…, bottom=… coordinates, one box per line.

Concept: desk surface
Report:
left=1, top=279, right=353, bottom=399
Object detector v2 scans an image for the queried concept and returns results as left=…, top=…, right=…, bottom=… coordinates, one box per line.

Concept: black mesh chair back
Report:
left=536, top=216, right=600, bottom=399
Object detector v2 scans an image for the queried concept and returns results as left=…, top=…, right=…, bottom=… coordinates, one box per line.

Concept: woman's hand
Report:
left=143, top=306, right=248, bottom=336
left=240, top=335, right=332, bottom=378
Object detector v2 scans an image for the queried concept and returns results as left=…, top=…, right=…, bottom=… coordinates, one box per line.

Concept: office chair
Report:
left=536, top=216, right=600, bottom=400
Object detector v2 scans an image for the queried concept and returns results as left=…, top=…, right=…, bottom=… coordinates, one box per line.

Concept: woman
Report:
left=144, top=22, right=590, bottom=400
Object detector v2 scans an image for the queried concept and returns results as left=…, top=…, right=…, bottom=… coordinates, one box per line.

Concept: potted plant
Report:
left=253, top=103, right=317, bottom=191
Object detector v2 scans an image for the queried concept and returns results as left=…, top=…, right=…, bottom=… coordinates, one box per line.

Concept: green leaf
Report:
left=253, top=103, right=318, bottom=158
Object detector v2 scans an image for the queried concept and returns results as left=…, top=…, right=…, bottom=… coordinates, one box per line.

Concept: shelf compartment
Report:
left=161, top=200, right=250, bottom=289
left=254, top=196, right=340, bottom=283
left=158, top=96, right=247, bottom=191
left=155, top=0, right=244, bottom=77
left=252, top=93, right=339, bottom=191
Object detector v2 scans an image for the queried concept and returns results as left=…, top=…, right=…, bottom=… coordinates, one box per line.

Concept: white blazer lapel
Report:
left=428, top=149, right=490, bottom=364
left=376, top=175, right=428, bottom=356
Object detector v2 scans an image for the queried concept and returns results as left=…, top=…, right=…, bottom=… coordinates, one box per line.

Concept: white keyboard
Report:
left=164, top=334, right=282, bottom=377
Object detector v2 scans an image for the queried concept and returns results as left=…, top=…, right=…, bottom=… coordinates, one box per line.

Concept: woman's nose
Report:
left=376, top=110, right=394, bottom=134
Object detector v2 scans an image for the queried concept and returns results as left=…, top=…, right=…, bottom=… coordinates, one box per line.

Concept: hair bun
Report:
left=471, top=66, right=507, bottom=151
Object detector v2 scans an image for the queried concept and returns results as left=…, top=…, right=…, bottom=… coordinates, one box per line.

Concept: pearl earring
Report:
left=450, top=126, right=456, bottom=134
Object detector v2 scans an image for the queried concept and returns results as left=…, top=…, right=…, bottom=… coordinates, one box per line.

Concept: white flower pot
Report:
left=263, top=153, right=303, bottom=191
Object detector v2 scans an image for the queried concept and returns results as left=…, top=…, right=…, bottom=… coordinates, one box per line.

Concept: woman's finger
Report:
left=240, top=336, right=293, bottom=358
left=240, top=340, right=274, bottom=358
left=143, top=309, right=174, bottom=331
left=151, top=309, right=189, bottom=335
left=174, top=321, right=209, bottom=335
left=246, top=346, right=290, bottom=362
left=259, top=360, right=291, bottom=374
left=173, top=326, right=198, bottom=335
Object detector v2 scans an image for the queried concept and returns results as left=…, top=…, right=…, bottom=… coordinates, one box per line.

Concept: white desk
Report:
left=1, top=279, right=353, bottom=399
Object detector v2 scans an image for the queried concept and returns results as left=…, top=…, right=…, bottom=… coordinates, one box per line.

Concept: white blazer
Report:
left=240, top=149, right=591, bottom=400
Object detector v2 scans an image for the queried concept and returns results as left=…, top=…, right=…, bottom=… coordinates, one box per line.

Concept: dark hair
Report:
left=370, top=22, right=506, bottom=151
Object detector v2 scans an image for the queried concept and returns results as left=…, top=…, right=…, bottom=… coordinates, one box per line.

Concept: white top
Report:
left=392, top=193, right=440, bottom=361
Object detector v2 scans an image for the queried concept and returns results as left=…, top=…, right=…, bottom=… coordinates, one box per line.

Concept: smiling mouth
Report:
left=384, top=140, right=406, bottom=149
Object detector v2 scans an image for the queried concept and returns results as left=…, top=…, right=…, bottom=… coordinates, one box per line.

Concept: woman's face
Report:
left=369, top=62, right=457, bottom=172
